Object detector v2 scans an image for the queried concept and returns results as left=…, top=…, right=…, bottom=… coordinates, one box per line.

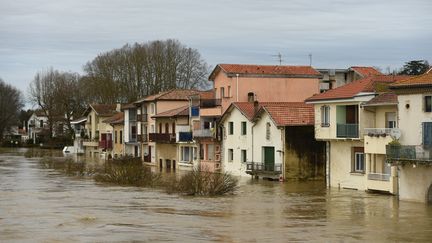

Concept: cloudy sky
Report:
left=1, top=0, right=431, bottom=96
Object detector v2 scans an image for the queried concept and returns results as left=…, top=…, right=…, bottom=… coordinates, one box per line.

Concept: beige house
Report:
left=387, top=73, right=432, bottom=203
left=104, top=112, right=124, bottom=158
left=306, top=75, right=408, bottom=193
left=133, top=89, right=200, bottom=166
left=82, top=104, right=119, bottom=158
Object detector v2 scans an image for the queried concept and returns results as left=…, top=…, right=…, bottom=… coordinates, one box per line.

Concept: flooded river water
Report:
left=1, top=148, right=432, bottom=242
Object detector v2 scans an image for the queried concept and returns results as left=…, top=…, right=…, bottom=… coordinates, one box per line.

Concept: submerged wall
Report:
left=284, top=126, right=326, bottom=180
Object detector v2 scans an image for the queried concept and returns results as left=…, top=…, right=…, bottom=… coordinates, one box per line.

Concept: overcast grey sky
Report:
left=1, top=0, right=431, bottom=95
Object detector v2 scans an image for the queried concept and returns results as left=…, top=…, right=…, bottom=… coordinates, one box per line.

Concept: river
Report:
left=1, top=148, right=432, bottom=242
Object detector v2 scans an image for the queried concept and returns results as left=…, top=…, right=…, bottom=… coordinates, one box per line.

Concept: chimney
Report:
left=254, top=100, right=259, bottom=114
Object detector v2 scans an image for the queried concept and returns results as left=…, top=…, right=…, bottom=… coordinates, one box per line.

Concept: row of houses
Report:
left=62, top=63, right=432, bottom=203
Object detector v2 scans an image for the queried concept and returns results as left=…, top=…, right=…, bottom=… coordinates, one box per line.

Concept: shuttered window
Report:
left=423, top=122, right=432, bottom=147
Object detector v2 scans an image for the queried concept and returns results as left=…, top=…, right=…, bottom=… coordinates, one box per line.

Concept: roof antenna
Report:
left=308, top=53, right=313, bottom=66
left=272, top=52, right=283, bottom=65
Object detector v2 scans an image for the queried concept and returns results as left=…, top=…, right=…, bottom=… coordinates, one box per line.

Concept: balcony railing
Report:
left=193, top=129, right=214, bottom=138
left=99, top=140, right=113, bottom=149
left=178, top=132, right=193, bottom=142
left=149, top=133, right=176, bottom=143
left=246, top=162, right=282, bottom=174
left=137, top=134, right=148, bottom=142
left=137, top=114, right=148, bottom=122
left=83, top=139, right=99, bottom=147
left=368, top=173, right=390, bottom=181
left=364, top=128, right=394, bottom=137
left=386, top=145, right=432, bottom=162
left=337, top=123, right=359, bottom=138
left=200, top=99, right=222, bottom=108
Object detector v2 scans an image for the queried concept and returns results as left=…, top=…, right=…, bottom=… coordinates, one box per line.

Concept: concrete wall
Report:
left=399, top=165, right=432, bottom=203
left=284, top=126, right=326, bottom=180
left=156, top=143, right=178, bottom=168
left=221, top=108, right=253, bottom=177
left=213, top=71, right=320, bottom=112
left=329, top=140, right=366, bottom=190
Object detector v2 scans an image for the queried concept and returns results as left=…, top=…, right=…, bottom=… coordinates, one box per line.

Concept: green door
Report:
left=263, top=147, right=275, bottom=171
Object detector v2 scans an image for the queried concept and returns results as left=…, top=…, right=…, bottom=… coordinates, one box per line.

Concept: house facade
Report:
left=387, top=73, right=432, bottom=203
left=209, top=64, right=322, bottom=112
left=306, top=75, right=408, bottom=194
left=27, top=110, right=48, bottom=144
left=133, top=89, right=200, bottom=166
left=82, top=104, right=119, bottom=158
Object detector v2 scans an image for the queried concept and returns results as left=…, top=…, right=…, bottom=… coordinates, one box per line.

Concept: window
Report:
left=423, top=122, right=432, bottom=147
left=150, top=124, right=155, bottom=133
left=220, top=87, right=225, bottom=98
left=241, top=149, right=247, bottom=163
left=172, top=123, right=175, bottom=134
left=425, top=96, right=432, bottom=112
left=40, top=120, right=43, bottom=128
left=150, top=103, right=155, bottom=114
left=181, top=146, right=192, bottom=163
left=385, top=112, right=396, bottom=128
left=241, top=122, right=247, bottom=135
left=228, top=122, right=234, bottom=135
left=248, top=92, right=255, bottom=102
left=352, top=147, right=364, bottom=173
left=159, top=123, right=162, bottom=133
left=115, top=131, right=118, bottom=144
left=354, top=153, right=365, bottom=172
left=208, top=144, right=214, bottom=161
left=266, top=122, right=271, bottom=140
left=120, top=130, right=123, bottom=144
left=165, top=123, right=169, bottom=133
left=228, top=149, right=233, bottom=162
left=321, top=105, right=330, bottom=127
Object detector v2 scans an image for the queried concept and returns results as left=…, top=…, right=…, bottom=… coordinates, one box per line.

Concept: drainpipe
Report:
left=236, top=74, right=239, bottom=102
left=326, top=141, right=331, bottom=188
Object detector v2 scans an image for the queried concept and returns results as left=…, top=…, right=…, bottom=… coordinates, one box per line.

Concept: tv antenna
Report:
left=308, top=53, right=313, bottom=66
left=272, top=52, right=283, bottom=65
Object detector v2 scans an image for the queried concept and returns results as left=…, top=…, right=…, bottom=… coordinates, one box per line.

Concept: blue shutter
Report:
left=423, top=122, right=432, bottom=147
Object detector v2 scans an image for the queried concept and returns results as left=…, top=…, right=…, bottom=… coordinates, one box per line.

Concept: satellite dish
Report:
left=390, top=128, right=401, bottom=139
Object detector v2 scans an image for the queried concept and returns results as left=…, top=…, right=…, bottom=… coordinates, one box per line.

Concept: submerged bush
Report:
left=168, top=169, right=238, bottom=196
left=39, top=157, right=88, bottom=176
left=94, top=159, right=161, bottom=187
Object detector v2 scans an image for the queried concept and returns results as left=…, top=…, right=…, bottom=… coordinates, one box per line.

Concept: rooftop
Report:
left=209, top=64, right=322, bottom=80
left=350, top=66, right=382, bottom=77
left=362, top=93, right=398, bottom=106
left=104, top=112, right=124, bottom=124
left=134, top=89, right=199, bottom=104
left=152, top=106, right=189, bottom=118
left=390, top=72, right=432, bottom=89
left=306, top=75, right=409, bottom=102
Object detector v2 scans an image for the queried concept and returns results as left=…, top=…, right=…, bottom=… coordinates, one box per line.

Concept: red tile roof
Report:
left=306, top=75, right=409, bottom=102
left=363, top=93, right=398, bottom=106
left=390, top=72, right=432, bottom=88
left=350, top=66, right=382, bottom=77
left=152, top=106, right=189, bottom=118
left=135, top=89, right=199, bottom=103
left=88, top=104, right=118, bottom=116
left=260, top=103, right=314, bottom=126
left=209, top=64, right=321, bottom=80
left=226, top=102, right=314, bottom=126
left=104, top=112, right=124, bottom=124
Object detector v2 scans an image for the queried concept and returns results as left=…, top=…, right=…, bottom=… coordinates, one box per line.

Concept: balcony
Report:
left=200, top=99, right=221, bottom=108
left=137, top=114, right=148, bottom=122
left=99, top=140, right=113, bottom=149
left=178, top=132, right=193, bottom=142
left=364, top=128, right=395, bottom=154
left=128, top=133, right=137, bottom=143
left=83, top=139, right=99, bottom=147
left=193, top=129, right=214, bottom=138
left=386, top=145, right=432, bottom=163
left=149, top=133, right=176, bottom=143
left=137, top=134, right=148, bottom=142
left=337, top=123, right=359, bottom=138
left=246, top=162, right=282, bottom=175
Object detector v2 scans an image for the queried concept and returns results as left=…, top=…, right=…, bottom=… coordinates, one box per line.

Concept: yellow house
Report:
left=306, top=75, right=408, bottom=193
left=104, top=112, right=124, bottom=158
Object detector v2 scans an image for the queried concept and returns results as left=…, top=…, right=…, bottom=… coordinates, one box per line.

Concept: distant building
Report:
left=317, top=66, right=382, bottom=92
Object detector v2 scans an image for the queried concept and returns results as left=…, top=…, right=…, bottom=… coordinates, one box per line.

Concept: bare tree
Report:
left=82, top=39, right=210, bottom=103
left=0, top=78, right=24, bottom=140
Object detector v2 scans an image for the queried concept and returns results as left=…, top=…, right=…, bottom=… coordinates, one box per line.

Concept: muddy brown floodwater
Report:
left=1, top=148, right=432, bottom=242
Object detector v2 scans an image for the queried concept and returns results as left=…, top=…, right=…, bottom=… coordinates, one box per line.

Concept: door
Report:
left=263, top=147, right=275, bottom=171
left=134, top=146, right=138, bottom=157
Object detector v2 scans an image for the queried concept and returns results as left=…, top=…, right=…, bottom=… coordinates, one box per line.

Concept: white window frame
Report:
left=354, top=152, right=365, bottom=173
left=321, top=105, right=330, bottom=127
left=181, top=146, right=192, bottom=163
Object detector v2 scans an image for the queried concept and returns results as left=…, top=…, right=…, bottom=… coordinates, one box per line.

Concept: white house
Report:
left=388, top=72, right=432, bottom=203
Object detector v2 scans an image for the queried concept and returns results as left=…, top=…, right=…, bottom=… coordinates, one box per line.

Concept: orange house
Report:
left=209, top=64, right=323, bottom=112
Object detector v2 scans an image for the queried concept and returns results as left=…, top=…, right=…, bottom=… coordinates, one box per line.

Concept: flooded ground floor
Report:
left=1, top=148, right=432, bottom=242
